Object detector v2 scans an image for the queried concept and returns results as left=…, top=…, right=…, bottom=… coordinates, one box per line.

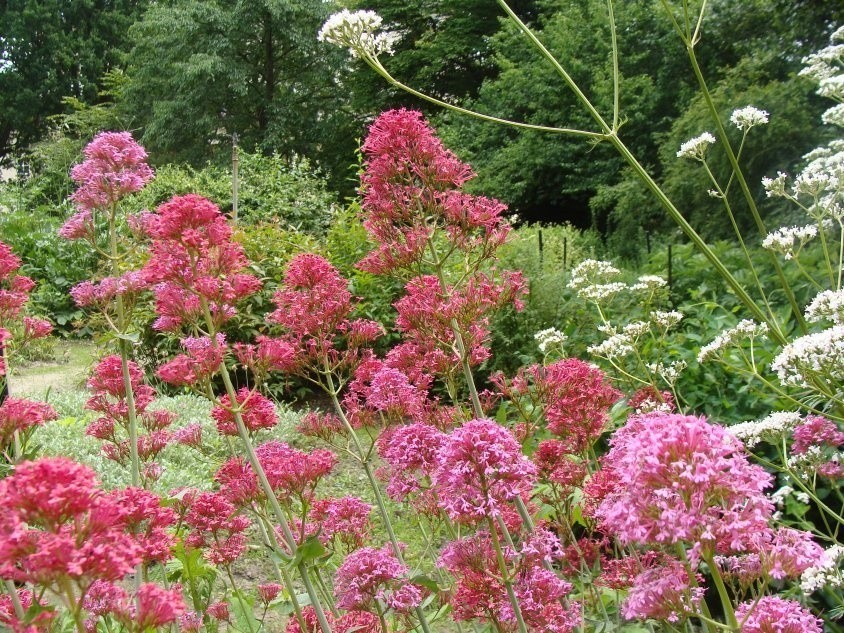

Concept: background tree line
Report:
left=1, top=0, right=842, bottom=260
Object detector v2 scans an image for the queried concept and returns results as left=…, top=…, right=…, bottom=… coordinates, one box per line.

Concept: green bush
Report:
left=0, top=205, right=97, bottom=332
left=487, top=223, right=604, bottom=375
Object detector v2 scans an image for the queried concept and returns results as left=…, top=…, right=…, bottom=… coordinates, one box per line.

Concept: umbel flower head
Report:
left=318, top=10, right=401, bottom=58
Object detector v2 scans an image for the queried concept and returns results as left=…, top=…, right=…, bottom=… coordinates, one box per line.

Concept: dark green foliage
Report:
left=487, top=223, right=604, bottom=375
left=123, top=0, right=359, bottom=192
left=0, top=0, right=148, bottom=160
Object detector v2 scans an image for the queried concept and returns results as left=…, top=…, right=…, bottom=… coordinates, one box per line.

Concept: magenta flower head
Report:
left=493, top=358, right=621, bottom=451
left=0, top=458, right=142, bottom=588
left=358, top=109, right=512, bottom=273
left=597, top=412, right=774, bottom=559
left=434, top=418, right=536, bottom=524
left=622, top=559, right=704, bottom=623
left=334, top=544, right=423, bottom=613
left=0, top=397, right=58, bottom=447
left=68, top=131, right=153, bottom=214
left=734, top=596, right=822, bottom=633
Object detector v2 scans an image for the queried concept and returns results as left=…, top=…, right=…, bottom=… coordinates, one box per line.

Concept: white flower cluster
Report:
left=676, top=132, right=716, bottom=160
left=805, top=289, right=844, bottom=326
left=822, top=103, right=844, bottom=127
left=771, top=325, right=844, bottom=387
left=801, top=545, right=844, bottom=594
left=728, top=411, right=803, bottom=448
left=786, top=445, right=843, bottom=476
left=318, top=10, right=400, bottom=58
left=569, top=259, right=621, bottom=289
left=629, top=274, right=668, bottom=293
left=697, top=319, right=769, bottom=363
left=587, top=323, right=639, bottom=359
left=730, top=106, right=769, bottom=131
left=770, top=485, right=810, bottom=521
left=646, top=360, right=687, bottom=385
left=650, top=310, right=684, bottom=329
left=818, top=73, right=844, bottom=101
left=761, top=224, right=818, bottom=259
left=577, top=282, right=628, bottom=302
left=534, top=327, right=567, bottom=354
left=762, top=171, right=789, bottom=198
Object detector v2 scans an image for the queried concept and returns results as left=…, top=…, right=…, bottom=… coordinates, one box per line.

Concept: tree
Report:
left=123, top=0, right=358, bottom=190
left=0, top=0, right=147, bottom=160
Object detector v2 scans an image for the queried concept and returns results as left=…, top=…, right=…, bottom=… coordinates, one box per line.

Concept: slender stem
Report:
left=3, top=580, right=24, bottom=620
left=200, top=304, right=332, bottom=633
left=255, top=514, right=311, bottom=631
left=703, top=553, right=738, bottom=630
left=487, top=517, right=528, bottom=633
left=363, top=55, right=604, bottom=140
left=606, top=0, right=620, bottom=131
left=225, top=565, right=257, bottom=633
left=323, top=375, right=434, bottom=633
left=682, top=37, right=806, bottom=335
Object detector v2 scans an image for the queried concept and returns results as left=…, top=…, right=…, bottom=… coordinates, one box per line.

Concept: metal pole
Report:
left=231, top=133, right=239, bottom=222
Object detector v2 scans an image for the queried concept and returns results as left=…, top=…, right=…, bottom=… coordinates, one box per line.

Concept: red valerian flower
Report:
left=212, top=388, right=279, bottom=436
left=334, top=544, right=423, bottom=613
left=0, top=458, right=142, bottom=589
left=597, top=412, right=774, bottom=560
left=434, top=419, right=536, bottom=524
left=0, top=397, right=58, bottom=446
left=68, top=131, right=153, bottom=214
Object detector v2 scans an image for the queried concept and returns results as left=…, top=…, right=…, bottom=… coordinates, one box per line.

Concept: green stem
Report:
left=683, top=36, right=806, bottom=335
left=225, top=565, right=257, bottom=633
left=323, top=377, right=434, bottom=633
left=487, top=518, right=528, bottom=633
left=3, top=580, right=24, bottom=620
left=199, top=304, right=332, bottom=633
left=703, top=553, right=738, bottom=630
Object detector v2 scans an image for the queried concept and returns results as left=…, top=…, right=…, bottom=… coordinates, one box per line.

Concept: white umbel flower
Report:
left=677, top=132, right=716, bottom=160
left=629, top=274, right=667, bottom=293
left=697, top=319, right=769, bottom=363
left=730, top=106, right=769, bottom=131
left=728, top=411, right=803, bottom=448
left=761, top=224, right=818, bottom=259
left=801, top=545, right=844, bottom=594
left=650, top=310, right=684, bottom=329
left=534, top=328, right=567, bottom=353
left=805, top=289, right=844, bottom=326
left=318, top=10, right=401, bottom=58
left=822, top=103, right=844, bottom=127
left=771, top=325, right=844, bottom=387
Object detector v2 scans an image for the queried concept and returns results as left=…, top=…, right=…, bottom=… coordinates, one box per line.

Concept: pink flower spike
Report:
left=735, top=596, right=822, bottom=633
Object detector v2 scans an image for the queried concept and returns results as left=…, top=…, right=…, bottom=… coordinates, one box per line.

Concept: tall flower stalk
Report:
left=62, top=131, right=154, bottom=487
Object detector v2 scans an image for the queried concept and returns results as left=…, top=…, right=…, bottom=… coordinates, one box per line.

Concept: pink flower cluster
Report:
left=85, top=355, right=173, bottom=483
left=0, top=458, right=141, bottom=591
left=216, top=441, right=337, bottom=507
left=492, top=359, right=621, bottom=451
left=156, top=333, right=226, bottom=387
left=377, top=422, right=447, bottom=507
left=392, top=271, right=525, bottom=376
left=0, top=240, right=51, bottom=376
left=359, top=109, right=510, bottom=274
left=265, top=253, right=383, bottom=377
left=285, top=607, right=379, bottom=633
left=308, top=496, right=372, bottom=551
left=68, top=131, right=154, bottom=213
left=60, top=131, right=153, bottom=242
left=621, top=559, right=704, bottom=623
left=596, top=412, right=773, bottom=559
left=141, top=194, right=261, bottom=332
left=83, top=580, right=185, bottom=631
left=0, top=397, right=58, bottom=450
left=184, top=491, right=251, bottom=565
left=70, top=271, right=148, bottom=310
left=735, top=596, right=822, bottom=633
left=439, top=529, right=578, bottom=631
left=791, top=415, right=844, bottom=478
left=0, top=588, right=54, bottom=632
left=334, top=544, right=423, bottom=614
left=211, top=387, right=279, bottom=436
left=433, top=419, right=536, bottom=524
